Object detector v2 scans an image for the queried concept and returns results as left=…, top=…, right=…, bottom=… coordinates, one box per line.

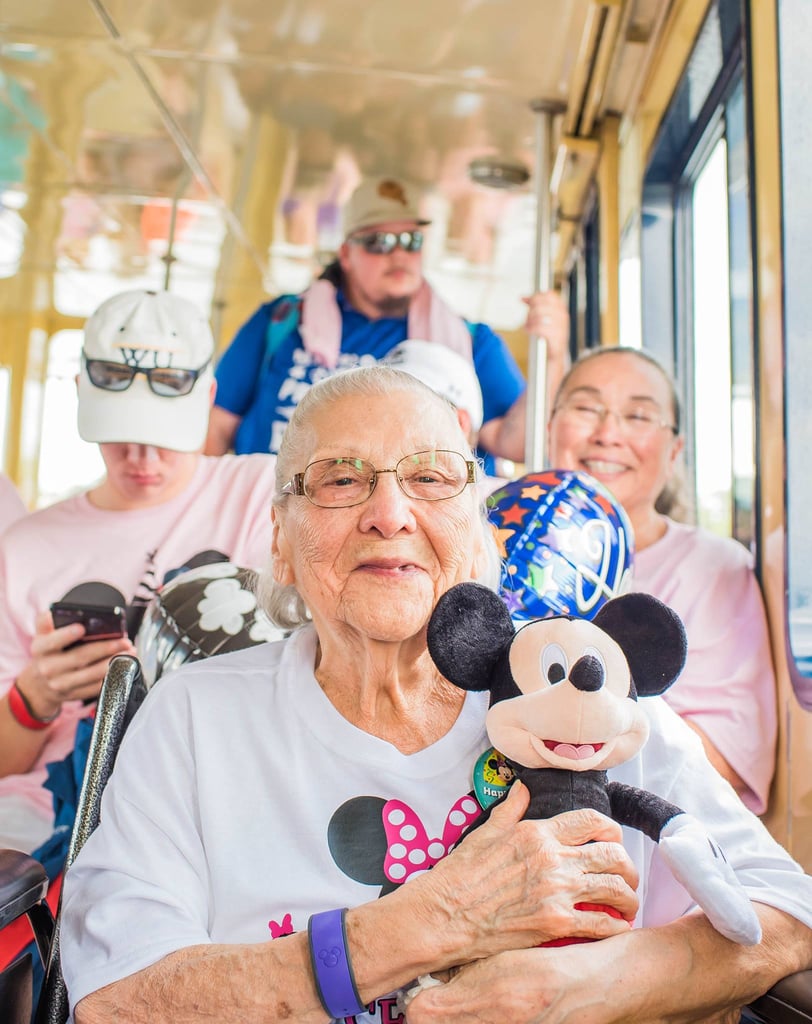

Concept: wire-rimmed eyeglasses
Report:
left=84, top=356, right=210, bottom=397
left=280, top=450, right=476, bottom=508
left=348, top=229, right=424, bottom=255
left=553, top=395, right=678, bottom=438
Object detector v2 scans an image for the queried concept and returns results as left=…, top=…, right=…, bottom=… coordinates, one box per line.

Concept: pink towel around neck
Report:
left=299, top=278, right=473, bottom=369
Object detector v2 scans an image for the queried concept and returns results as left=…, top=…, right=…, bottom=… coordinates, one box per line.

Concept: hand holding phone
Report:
left=50, top=601, right=128, bottom=643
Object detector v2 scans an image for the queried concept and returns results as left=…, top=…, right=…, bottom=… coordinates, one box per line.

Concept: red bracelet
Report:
left=7, top=681, right=60, bottom=730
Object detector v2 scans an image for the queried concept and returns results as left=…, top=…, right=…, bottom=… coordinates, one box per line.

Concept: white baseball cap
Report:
left=383, top=340, right=484, bottom=432
left=78, top=289, right=215, bottom=452
left=344, top=177, right=431, bottom=237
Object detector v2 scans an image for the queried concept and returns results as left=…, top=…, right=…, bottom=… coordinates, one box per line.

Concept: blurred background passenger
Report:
left=381, top=338, right=506, bottom=495
left=382, top=339, right=484, bottom=444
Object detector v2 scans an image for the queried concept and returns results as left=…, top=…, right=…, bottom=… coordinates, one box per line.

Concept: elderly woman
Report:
left=546, top=347, right=776, bottom=815
left=61, top=367, right=811, bottom=1024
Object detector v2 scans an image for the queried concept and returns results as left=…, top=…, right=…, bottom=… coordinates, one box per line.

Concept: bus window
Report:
left=641, top=0, right=755, bottom=548
left=37, top=330, right=103, bottom=508
left=0, top=366, right=10, bottom=470
left=619, top=218, right=643, bottom=352
left=691, top=136, right=733, bottom=539
left=0, top=191, right=26, bottom=279
left=778, top=0, right=812, bottom=708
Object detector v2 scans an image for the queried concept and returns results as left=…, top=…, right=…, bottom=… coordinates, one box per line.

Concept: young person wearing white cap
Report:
left=205, top=175, right=569, bottom=465
left=0, top=289, right=276, bottom=853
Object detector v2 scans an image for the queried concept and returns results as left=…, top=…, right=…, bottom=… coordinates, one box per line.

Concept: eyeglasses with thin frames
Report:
left=553, top=395, right=678, bottom=438
left=348, top=230, right=424, bottom=255
left=84, top=356, right=210, bottom=397
left=280, top=450, right=476, bottom=508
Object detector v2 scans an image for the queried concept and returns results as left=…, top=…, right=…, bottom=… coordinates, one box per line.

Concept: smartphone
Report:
left=50, top=601, right=128, bottom=642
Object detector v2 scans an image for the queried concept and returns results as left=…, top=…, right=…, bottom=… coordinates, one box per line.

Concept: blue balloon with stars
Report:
left=488, top=469, right=634, bottom=621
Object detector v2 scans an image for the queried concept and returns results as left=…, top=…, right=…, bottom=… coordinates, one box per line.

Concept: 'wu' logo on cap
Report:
left=119, top=347, right=179, bottom=369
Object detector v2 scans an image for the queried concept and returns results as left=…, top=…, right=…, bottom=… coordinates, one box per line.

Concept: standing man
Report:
left=205, top=175, right=568, bottom=464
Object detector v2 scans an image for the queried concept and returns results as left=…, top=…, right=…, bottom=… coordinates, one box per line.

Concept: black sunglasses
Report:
left=348, top=229, right=424, bottom=255
left=84, top=357, right=210, bottom=397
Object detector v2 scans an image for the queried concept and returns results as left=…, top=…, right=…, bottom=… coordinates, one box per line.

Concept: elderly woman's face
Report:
left=272, top=389, right=488, bottom=643
left=547, top=351, right=683, bottom=523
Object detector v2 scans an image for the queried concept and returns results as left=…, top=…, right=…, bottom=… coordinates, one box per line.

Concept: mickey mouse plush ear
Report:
left=135, top=562, right=286, bottom=687
left=488, top=469, right=634, bottom=621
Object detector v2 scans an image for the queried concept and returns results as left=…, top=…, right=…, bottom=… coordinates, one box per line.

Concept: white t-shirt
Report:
left=632, top=518, right=776, bottom=814
left=61, top=626, right=812, bottom=1019
left=0, top=453, right=275, bottom=851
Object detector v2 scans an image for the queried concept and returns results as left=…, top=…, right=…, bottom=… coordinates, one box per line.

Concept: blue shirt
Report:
left=214, top=290, right=526, bottom=459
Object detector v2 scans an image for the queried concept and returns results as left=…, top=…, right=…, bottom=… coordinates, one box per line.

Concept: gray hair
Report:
left=256, top=364, right=501, bottom=629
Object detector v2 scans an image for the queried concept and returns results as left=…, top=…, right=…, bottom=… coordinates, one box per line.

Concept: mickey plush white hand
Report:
left=659, top=813, right=762, bottom=945
left=398, top=973, right=445, bottom=1016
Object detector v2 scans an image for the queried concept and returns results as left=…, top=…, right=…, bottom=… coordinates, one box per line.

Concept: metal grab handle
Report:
left=525, top=101, right=556, bottom=471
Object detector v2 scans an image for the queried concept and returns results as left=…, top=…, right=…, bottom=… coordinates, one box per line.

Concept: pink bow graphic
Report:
left=382, top=795, right=481, bottom=883
left=268, top=912, right=294, bottom=938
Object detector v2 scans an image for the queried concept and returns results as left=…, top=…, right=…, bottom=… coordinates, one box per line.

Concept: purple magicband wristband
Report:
left=308, top=908, right=366, bottom=1019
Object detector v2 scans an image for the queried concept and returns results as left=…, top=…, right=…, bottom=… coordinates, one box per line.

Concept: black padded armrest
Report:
left=0, top=850, right=47, bottom=930
left=748, top=970, right=812, bottom=1023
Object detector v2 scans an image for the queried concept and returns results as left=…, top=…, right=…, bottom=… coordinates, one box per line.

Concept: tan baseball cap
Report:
left=343, top=177, right=431, bottom=237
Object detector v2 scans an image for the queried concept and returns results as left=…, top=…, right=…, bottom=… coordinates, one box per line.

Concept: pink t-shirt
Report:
left=0, top=453, right=276, bottom=842
left=632, top=518, right=776, bottom=814
left=0, top=474, right=26, bottom=535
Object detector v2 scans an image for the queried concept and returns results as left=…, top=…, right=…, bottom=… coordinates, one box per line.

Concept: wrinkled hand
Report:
left=15, top=610, right=135, bottom=719
left=411, top=781, right=639, bottom=961
left=523, top=291, right=570, bottom=365
left=405, top=946, right=747, bottom=1024
left=405, top=946, right=598, bottom=1024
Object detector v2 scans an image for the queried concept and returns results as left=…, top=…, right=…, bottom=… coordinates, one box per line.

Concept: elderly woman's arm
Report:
left=405, top=904, right=812, bottom=1024
left=74, top=786, right=639, bottom=1024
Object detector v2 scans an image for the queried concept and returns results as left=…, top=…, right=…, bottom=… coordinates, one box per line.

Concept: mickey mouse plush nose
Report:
left=570, top=654, right=605, bottom=692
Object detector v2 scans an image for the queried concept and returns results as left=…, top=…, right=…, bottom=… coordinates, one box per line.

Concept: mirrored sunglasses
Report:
left=349, top=229, right=424, bottom=255
left=84, top=357, right=210, bottom=398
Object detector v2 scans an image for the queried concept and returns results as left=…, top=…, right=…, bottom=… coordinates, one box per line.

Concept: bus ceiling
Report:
left=0, top=0, right=671, bottom=311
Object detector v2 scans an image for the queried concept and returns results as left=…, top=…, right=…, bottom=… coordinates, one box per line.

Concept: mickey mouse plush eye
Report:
left=541, top=643, right=568, bottom=685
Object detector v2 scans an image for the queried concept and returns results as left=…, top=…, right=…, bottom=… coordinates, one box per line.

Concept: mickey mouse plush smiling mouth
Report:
left=542, top=739, right=605, bottom=760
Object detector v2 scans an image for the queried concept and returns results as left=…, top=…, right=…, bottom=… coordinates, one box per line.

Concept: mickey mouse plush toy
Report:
left=426, top=581, right=762, bottom=947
